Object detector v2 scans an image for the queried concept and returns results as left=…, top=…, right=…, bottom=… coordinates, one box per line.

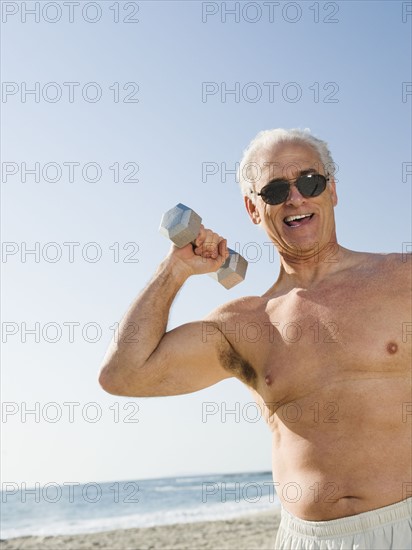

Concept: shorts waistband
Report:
left=280, top=498, right=412, bottom=538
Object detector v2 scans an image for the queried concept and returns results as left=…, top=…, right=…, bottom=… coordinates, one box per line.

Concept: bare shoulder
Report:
left=343, top=252, right=411, bottom=321
left=381, top=252, right=412, bottom=278
left=346, top=250, right=411, bottom=280
left=203, top=295, right=265, bottom=388
left=204, top=295, right=264, bottom=324
left=202, top=294, right=266, bottom=339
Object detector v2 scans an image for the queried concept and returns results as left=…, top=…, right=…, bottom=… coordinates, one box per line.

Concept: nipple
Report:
left=386, top=342, right=398, bottom=355
left=265, top=374, right=272, bottom=386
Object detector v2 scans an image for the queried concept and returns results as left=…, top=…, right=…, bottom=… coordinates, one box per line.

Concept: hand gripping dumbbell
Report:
left=159, top=203, right=248, bottom=289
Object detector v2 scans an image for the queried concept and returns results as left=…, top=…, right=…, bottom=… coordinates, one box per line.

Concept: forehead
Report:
left=257, top=142, right=323, bottom=185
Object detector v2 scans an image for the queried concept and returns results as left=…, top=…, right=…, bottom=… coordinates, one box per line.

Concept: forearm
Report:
left=100, top=255, right=189, bottom=382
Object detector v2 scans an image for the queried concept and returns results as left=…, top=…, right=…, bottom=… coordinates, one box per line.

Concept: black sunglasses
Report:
left=257, top=173, right=329, bottom=205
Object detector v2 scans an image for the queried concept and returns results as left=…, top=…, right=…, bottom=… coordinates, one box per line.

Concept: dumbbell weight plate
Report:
left=159, top=203, right=202, bottom=248
left=208, top=248, right=248, bottom=289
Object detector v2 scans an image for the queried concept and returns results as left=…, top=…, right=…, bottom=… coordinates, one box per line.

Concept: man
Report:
left=99, top=129, right=411, bottom=549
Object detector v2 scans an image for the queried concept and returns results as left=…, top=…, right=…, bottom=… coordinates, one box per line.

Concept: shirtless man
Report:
left=99, top=129, right=412, bottom=549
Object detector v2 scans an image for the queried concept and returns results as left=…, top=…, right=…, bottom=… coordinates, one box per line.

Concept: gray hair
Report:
left=237, top=128, right=336, bottom=202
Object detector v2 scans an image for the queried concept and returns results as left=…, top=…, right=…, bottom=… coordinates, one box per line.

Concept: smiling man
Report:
left=99, top=129, right=411, bottom=549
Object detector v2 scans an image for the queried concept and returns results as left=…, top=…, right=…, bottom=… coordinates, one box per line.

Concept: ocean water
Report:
left=1, top=471, right=280, bottom=540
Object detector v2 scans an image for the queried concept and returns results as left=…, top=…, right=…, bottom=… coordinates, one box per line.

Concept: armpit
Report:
left=218, top=343, right=257, bottom=388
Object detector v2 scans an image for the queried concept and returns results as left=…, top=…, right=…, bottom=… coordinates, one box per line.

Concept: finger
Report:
left=211, top=239, right=228, bottom=269
left=193, top=225, right=206, bottom=247
left=194, top=229, right=221, bottom=258
left=203, top=232, right=223, bottom=259
left=218, top=239, right=229, bottom=261
left=196, top=227, right=217, bottom=248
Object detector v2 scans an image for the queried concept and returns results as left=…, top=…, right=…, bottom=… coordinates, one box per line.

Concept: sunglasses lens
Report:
left=298, top=174, right=327, bottom=197
left=260, top=181, right=290, bottom=205
left=259, top=174, right=327, bottom=204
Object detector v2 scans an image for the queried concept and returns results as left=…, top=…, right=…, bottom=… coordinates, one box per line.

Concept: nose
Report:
left=285, top=182, right=305, bottom=206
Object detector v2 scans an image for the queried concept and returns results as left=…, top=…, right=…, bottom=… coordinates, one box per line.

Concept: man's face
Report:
left=245, top=142, right=338, bottom=259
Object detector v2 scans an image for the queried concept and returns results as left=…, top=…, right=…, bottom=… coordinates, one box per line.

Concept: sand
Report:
left=0, top=510, right=281, bottom=549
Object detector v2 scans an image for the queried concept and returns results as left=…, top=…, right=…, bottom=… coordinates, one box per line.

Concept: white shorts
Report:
left=275, top=498, right=412, bottom=549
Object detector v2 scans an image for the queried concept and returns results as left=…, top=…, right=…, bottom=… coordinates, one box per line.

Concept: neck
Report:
left=275, top=240, right=352, bottom=290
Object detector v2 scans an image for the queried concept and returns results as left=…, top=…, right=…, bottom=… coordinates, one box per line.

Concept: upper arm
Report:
left=109, top=320, right=234, bottom=397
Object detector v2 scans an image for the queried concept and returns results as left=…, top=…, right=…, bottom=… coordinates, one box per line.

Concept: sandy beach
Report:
left=0, top=510, right=280, bottom=550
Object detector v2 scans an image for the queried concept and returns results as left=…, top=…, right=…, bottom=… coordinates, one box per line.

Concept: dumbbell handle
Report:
left=159, top=203, right=248, bottom=289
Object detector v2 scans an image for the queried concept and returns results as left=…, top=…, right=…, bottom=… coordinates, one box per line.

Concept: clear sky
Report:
left=1, top=0, right=411, bottom=487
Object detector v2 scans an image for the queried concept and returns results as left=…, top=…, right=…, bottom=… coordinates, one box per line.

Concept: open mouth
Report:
left=283, top=213, right=314, bottom=227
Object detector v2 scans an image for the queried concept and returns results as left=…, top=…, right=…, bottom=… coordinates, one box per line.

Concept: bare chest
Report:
left=225, top=277, right=409, bottom=402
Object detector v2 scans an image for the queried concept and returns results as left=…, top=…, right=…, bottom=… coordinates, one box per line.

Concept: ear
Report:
left=244, top=194, right=261, bottom=224
left=328, top=177, right=338, bottom=207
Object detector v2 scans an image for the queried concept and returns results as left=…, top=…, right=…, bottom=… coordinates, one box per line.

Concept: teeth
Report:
left=284, top=214, right=312, bottom=223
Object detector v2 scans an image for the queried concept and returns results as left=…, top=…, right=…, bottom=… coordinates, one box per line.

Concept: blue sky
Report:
left=1, top=1, right=411, bottom=486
